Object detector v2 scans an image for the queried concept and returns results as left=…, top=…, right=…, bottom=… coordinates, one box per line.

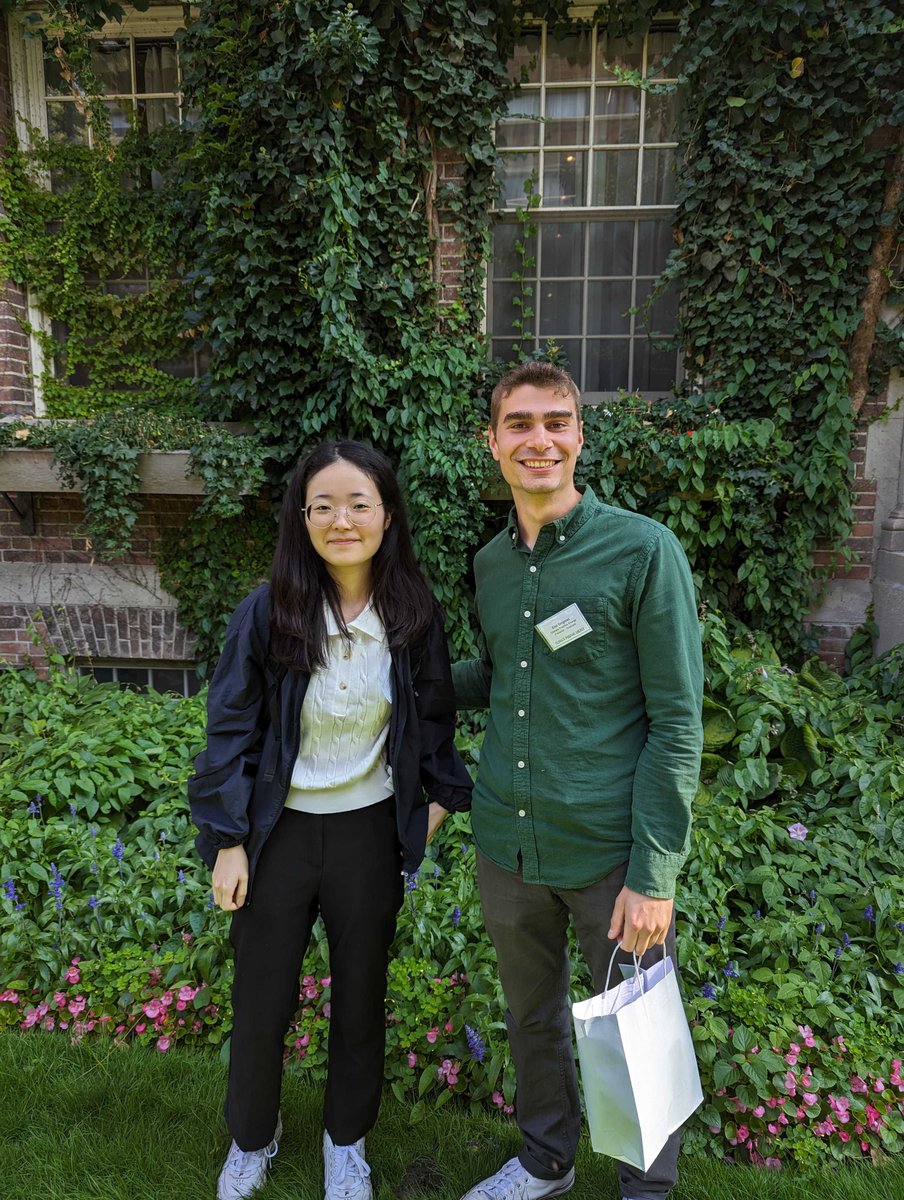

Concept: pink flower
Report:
left=320, top=976, right=331, bottom=987
left=865, top=1105, right=882, bottom=1131
left=838, top=1130, right=850, bottom=1142
left=797, top=1024, right=816, bottom=1047
left=322, top=1003, right=330, bottom=1018
left=444, top=1021, right=454, bottom=1033
left=784, top=1049, right=799, bottom=1066
left=873, top=1078, right=885, bottom=1093
left=802, top=1092, right=818, bottom=1107
left=43, top=1015, right=55, bottom=1030
left=65, top=966, right=80, bottom=984
left=787, top=822, right=808, bottom=841
left=176, top=1000, right=186, bottom=1011
left=67, top=995, right=86, bottom=1017
left=850, top=1076, right=868, bottom=1093
left=156, top=1036, right=171, bottom=1053
left=178, top=985, right=196, bottom=1003
left=298, top=1033, right=310, bottom=1046
left=752, top=1105, right=765, bottom=1118
left=407, top=1052, right=417, bottom=1068
left=303, top=984, right=319, bottom=999
left=0, top=990, right=19, bottom=1004
left=783, top=1071, right=797, bottom=1096
left=764, top=1157, right=782, bottom=1170
left=143, top=999, right=163, bottom=1019
left=492, top=1092, right=505, bottom=1107
left=54, top=991, right=67, bottom=1008
left=135, top=1022, right=146, bottom=1034
left=736, top=1124, right=749, bottom=1141
left=426, top=1028, right=439, bottom=1044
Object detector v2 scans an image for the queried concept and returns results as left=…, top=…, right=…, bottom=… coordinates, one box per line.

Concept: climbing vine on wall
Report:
left=2, top=1, right=902, bottom=664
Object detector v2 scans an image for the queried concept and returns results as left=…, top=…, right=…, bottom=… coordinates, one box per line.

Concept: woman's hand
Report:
left=212, top=845, right=249, bottom=911
left=426, top=801, right=449, bottom=845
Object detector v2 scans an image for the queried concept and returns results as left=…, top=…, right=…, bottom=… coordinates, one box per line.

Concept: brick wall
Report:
left=0, top=13, right=36, bottom=416
left=0, top=493, right=199, bottom=666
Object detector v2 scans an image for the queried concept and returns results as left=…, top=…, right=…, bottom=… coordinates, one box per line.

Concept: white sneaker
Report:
left=323, top=1130, right=373, bottom=1200
left=460, top=1157, right=575, bottom=1200
left=216, top=1115, right=283, bottom=1200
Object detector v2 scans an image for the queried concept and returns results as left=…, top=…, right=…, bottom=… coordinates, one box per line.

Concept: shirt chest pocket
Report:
left=535, top=594, right=608, bottom=665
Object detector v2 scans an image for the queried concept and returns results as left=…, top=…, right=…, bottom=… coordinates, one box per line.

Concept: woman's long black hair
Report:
left=269, top=441, right=436, bottom=672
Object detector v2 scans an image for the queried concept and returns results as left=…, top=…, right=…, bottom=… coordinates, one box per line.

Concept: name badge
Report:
left=535, top=603, right=593, bottom=652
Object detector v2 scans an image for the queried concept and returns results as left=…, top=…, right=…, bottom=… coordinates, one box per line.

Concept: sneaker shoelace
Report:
left=225, top=1138, right=278, bottom=1183
left=477, top=1160, right=529, bottom=1200
left=329, top=1142, right=371, bottom=1192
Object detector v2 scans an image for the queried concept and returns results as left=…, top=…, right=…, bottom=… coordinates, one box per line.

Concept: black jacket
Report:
left=188, top=584, right=472, bottom=893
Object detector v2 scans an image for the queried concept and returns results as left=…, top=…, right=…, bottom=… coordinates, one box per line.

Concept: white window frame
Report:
left=5, top=5, right=190, bottom=414
left=488, top=11, right=682, bottom=404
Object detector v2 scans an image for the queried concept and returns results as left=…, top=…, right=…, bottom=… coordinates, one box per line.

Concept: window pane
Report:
left=46, top=101, right=87, bottom=143
left=635, top=279, right=679, bottom=335
left=116, top=667, right=150, bottom=693
left=137, top=97, right=180, bottom=133
left=492, top=222, right=538, bottom=277
left=588, top=221, right=635, bottom=276
left=633, top=338, right=677, bottom=391
left=498, top=153, right=539, bottom=207
left=586, top=339, right=631, bottom=391
left=647, top=30, right=679, bottom=80
left=493, top=282, right=536, bottom=337
left=591, top=150, right=638, bottom=205
left=150, top=668, right=186, bottom=695
left=594, top=86, right=640, bottom=145
left=587, top=280, right=632, bottom=334
left=640, top=147, right=676, bottom=204
left=44, top=54, right=70, bottom=96
left=103, top=98, right=134, bottom=142
left=538, top=281, right=583, bottom=337
left=507, top=31, right=541, bottom=84
left=544, top=88, right=590, bottom=145
left=497, top=92, right=541, bottom=148
left=491, top=338, right=523, bottom=364
left=546, top=30, right=591, bottom=82
left=92, top=667, right=114, bottom=683
left=596, top=33, right=643, bottom=80
left=635, top=219, right=673, bottom=274
left=644, top=91, right=679, bottom=143
left=541, top=222, right=584, bottom=277
left=135, top=39, right=179, bottom=93
left=542, top=151, right=586, bottom=206
left=91, top=39, right=131, bottom=94
left=553, top=339, right=583, bottom=386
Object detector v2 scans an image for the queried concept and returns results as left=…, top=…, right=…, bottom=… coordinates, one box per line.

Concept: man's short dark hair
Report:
left=490, top=362, right=582, bottom=429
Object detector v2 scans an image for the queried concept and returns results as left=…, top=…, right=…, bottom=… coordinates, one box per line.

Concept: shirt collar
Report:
left=506, top=485, right=599, bottom=548
left=324, top=601, right=385, bottom=642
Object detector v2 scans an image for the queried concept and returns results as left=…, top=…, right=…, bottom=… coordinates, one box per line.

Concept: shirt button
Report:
left=520, top=660, right=528, bottom=668
left=518, top=809, right=526, bottom=817
left=529, top=565, right=537, bottom=573
left=524, top=610, right=531, bottom=618
left=559, top=535, right=565, bottom=542
left=518, top=709, right=525, bottom=717
left=339, top=682, right=348, bottom=690
left=517, top=760, right=525, bottom=768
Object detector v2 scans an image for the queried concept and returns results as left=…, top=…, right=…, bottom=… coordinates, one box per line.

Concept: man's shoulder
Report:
left=474, top=526, right=514, bottom=566
left=584, top=498, right=675, bottom=549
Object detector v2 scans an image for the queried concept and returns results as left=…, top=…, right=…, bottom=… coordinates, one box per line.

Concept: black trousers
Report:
left=226, top=800, right=403, bottom=1151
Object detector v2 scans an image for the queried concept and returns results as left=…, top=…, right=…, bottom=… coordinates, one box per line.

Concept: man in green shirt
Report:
left=453, top=362, right=703, bottom=1200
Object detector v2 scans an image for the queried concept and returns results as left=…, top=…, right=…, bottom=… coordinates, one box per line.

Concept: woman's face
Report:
left=304, top=460, right=390, bottom=579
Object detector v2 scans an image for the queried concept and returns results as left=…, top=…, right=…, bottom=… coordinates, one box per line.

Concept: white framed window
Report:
left=78, top=660, right=200, bottom=697
left=5, top=6, right=193, bottom=413
left=489, top=20, right=681, bottom=401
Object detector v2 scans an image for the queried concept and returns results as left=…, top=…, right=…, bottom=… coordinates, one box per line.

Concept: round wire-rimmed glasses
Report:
left=305, top=501, right=385, bottom=528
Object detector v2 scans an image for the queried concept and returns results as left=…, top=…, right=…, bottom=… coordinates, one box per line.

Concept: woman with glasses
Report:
left=189, top=440, right=472, bottom=1200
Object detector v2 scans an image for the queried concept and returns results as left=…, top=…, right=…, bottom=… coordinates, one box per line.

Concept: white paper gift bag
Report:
left=571, top=948, right=703, bottom=1171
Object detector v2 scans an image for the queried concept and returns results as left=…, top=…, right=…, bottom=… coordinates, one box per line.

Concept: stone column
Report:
left=873, top=374, right=904, bottom=654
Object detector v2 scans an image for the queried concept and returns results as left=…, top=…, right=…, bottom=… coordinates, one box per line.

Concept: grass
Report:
left=2, top=1033, right=903, bottom=1200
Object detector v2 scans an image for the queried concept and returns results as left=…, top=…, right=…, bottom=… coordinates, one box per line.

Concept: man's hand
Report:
left=608, top=885, right=672, bottom=957
left=426, top=801, right=449, bottom=845
left=212, top=844, right=249, bottom=911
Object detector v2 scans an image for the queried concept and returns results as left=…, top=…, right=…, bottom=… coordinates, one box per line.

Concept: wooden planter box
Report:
left=0, top=447, right=207, bottom=495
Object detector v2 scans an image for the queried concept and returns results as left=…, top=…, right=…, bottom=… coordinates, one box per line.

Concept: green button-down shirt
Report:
left=453, top=487, right=703, bottom=898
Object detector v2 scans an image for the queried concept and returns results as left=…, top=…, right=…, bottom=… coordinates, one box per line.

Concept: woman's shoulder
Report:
left=224, top=582, right=271, bottom=639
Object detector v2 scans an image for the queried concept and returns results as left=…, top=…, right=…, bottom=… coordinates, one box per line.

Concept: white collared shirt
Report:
left=284, top=602, right=394, bottom=814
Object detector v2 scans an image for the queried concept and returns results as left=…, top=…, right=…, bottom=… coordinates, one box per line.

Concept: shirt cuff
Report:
left=625, top=847, right=686, bottom=900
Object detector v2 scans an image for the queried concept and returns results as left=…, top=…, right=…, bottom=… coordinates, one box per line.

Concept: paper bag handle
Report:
left=602, top=939, right=668, bottom=996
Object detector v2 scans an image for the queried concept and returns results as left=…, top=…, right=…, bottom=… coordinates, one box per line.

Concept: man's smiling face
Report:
left=488, top=383, right=584, bottom=502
